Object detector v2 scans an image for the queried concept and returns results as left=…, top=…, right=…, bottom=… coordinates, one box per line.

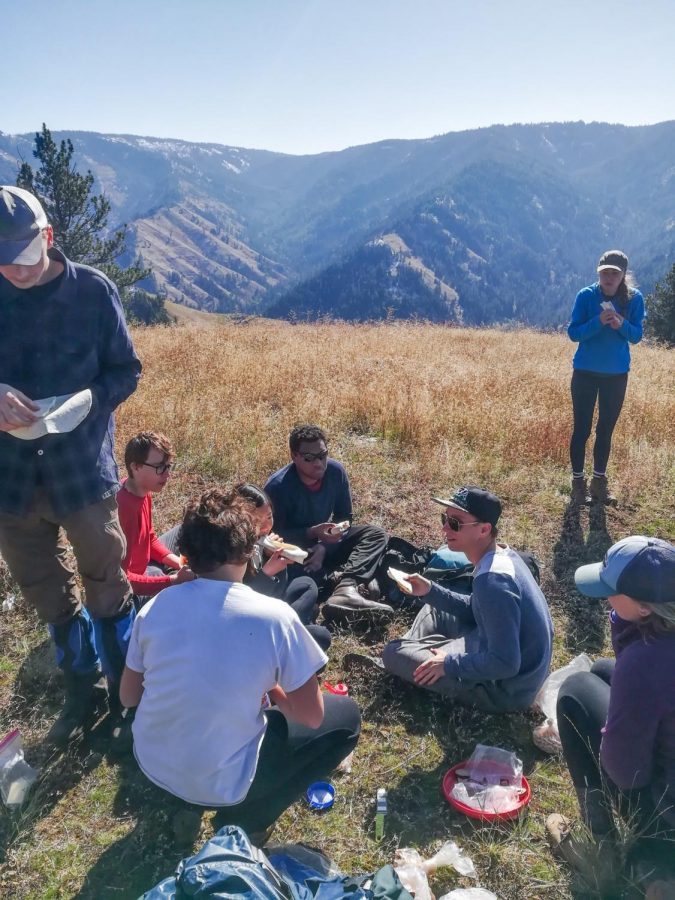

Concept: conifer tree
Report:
left=645, top=263, right=675, bottom=346
left=17, top=124, right=171, bottom=325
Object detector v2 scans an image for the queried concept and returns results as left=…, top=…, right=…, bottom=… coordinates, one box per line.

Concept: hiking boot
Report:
left=546, top=813, right=620, bottom=894
left=343, top=651, right=386, bottom=673
left=360, top=578, right=382, bottom=602
left=46, top=671, right=109, bottom=747
left=570, top=476, right=590, bottom=505
left=590, top=475, right=617, bottom=505
left=322, top=578, right=395, bottom=623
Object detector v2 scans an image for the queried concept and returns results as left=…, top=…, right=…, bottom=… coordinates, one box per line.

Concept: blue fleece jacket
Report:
left=568, top=284, right=644, bottom=374
left=426, top=545, right=554, bottom=709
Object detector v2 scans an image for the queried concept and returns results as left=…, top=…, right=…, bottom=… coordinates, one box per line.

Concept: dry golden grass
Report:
left=121, top=320, right=674, bottom=543
left=1, top=319, right=673, bottom=899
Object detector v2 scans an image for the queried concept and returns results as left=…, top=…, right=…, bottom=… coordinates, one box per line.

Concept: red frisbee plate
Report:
left=442, top=761, right=531, bottom=821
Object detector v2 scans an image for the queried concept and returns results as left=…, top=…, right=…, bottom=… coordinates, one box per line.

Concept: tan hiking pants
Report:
left=0, top=491, right=131, bottom=625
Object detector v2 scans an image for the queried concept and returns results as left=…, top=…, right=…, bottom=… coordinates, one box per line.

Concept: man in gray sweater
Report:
left=379, top=486, right=553, bottom=712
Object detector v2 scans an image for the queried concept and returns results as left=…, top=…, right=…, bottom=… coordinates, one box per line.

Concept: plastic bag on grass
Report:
left=424, top=842, right=476, bottom=878
left=464, top=744, right=522, bottom=787
left=451, top=781, right=523, bottom=815
left=394, top=841, right=477, bottom=899
left=0, top=729, right=39, bottom=808
left=532, top=654, right=592, bottom=753
left=533, top=653, right=592, bottom=721
left=394, top=848, right=432, bottom=900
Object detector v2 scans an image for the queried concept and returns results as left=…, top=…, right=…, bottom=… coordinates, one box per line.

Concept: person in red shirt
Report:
left=117, top=431, right=194, bottom=600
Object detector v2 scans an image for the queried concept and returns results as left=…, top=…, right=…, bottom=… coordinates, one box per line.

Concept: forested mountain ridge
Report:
left=0, top=121, right=672, bottom=324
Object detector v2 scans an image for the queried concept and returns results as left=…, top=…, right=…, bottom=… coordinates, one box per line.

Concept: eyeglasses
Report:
left=142, top=461, right=173, bottom=475
left=298, top=450, right=328, bottom=463
left=441, top=513, right=482, bottom=532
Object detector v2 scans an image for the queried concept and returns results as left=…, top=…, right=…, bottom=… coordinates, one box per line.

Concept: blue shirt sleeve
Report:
left=426, top=582, right=476, bottom=626
left=89, top=274, right=142, bottom=411
left=618, top=290, right=644, bottom=344
left=567, top=287, right=603, bottom=343
left=442, top=572, right=522, bottom=682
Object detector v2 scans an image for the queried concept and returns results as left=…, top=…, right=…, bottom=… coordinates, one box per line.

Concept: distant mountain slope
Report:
left=1, top=122, right=673, bottom=323
left=268, top=158, right=605, bottom=325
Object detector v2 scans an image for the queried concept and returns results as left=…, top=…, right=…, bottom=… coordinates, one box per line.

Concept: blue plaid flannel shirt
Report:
left=0, top=248, right=142, bottom=517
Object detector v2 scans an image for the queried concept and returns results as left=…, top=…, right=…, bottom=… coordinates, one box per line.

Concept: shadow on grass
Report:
left=552, top=503, right=613, bottom=655
left=71, top=754, right=197, bottom=900
left=0, top=639, right=107, bottom=865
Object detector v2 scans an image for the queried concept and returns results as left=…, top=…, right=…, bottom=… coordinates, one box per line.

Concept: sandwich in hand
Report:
left=387, top=567, right=413, bottom=595
left=328, top=520, right=350, bottom=535
left=262, top=535, right=308, bottom=564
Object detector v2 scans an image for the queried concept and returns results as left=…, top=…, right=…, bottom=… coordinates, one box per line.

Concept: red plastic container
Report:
left=323, top=681, right=349, bottom=696
left=442, top=760, right=531, bottom=821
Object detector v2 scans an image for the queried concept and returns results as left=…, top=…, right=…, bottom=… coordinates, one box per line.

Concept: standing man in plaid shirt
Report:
left=0, top=186, right=141, bottom=745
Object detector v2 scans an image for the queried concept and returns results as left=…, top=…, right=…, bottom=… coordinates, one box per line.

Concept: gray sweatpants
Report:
left=382, top=604, right=510, bottom=713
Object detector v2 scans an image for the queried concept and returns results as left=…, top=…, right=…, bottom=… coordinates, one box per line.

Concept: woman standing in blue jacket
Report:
left=567, top=250, right=644, bottom=504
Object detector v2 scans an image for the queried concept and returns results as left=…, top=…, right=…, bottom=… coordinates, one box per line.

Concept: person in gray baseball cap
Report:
left=0, top=185, right=141, bottom=746
left=547, top=536, right=675, bottom=891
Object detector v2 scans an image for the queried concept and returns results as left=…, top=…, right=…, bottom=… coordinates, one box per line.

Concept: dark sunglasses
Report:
left=441, top=513, right=482, bottom=532
left=299, top=450, right=328, bottom=462
left=142, top=461, right=173, bottom=475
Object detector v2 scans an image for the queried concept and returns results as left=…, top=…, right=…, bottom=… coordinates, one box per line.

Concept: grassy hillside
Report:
left=1, top=321, right=673, bottom=899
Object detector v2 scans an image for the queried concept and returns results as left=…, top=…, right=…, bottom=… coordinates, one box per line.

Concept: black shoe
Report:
left=343, top=652, right=386, bottom=673
left=360, top=578, right=382, bottom=601
left=46, top=672, right=109, bottom=747
left=323, top=579, right=395, bottom=623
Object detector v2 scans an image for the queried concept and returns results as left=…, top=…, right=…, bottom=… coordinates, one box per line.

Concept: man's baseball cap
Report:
left=597, top=250, right=628, bottom=274
left=575, top=536, right=674, bottom=605
left=0, top=186, right=49, bottom=265
left=431, top=486, right=502, bottom=527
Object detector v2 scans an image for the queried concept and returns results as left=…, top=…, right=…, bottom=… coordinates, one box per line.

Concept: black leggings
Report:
left=569, top=370, right=628, bottom=475
left=283, top=577, right=331, bottom=652
left=557, top=661, right=667, bottom=837
left=144, top=694, right=360, bottom=834
left=214, top=694, right=360, bottom=832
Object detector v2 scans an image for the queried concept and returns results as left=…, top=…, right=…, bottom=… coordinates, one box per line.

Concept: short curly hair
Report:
left=289, top=424, right=327, bottom=454
left=178, top=489, right=257, bottom=575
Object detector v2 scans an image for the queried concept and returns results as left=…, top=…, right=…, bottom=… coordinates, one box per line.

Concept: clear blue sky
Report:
left=3, top=0, right=674, bottom=155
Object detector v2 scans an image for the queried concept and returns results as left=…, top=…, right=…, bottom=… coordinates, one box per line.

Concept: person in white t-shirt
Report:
left=120, top=488, right=360, bottom=840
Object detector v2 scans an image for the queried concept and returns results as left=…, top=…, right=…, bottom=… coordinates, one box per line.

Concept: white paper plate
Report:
left=9, top=389, right=93, bottom=441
